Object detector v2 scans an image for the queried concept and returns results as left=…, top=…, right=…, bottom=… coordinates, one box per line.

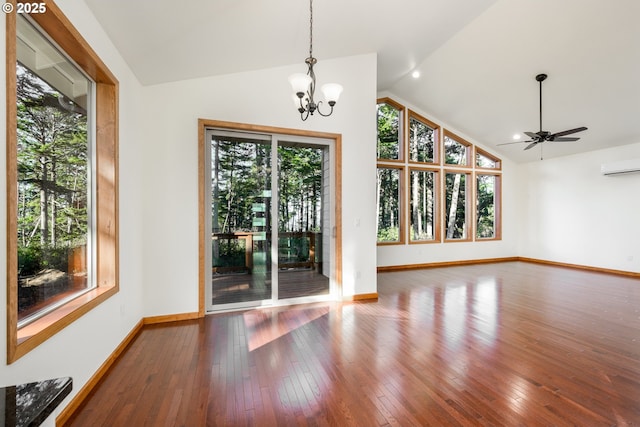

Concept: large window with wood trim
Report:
left=376, top=98, right=502, bottom=246
left=444, top=171, right=470, bottom=241
left=376, top=97, right=405, bottom=244
left=409, top=168, right=438, bottom=242
left=376, top=98, right=404, bottom=161
left=6, top=3, right=119, bottom=363
left=376, top=166, right=403, bottom=244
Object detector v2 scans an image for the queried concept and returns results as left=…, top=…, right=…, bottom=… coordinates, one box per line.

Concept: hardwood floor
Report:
left=65, top=262, right=640, bottom=426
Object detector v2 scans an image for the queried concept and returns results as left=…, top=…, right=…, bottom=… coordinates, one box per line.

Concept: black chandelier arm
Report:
left=315, top=101, right=335, bottom=117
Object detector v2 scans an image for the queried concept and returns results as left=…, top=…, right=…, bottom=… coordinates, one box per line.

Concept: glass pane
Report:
left=277, top=143, right=329, bottom=300
left=444, top=135, right=467, bottom=165
left=477, top=175, right=496, bottom=238
left=16, top=16, right=93, bottom=324
left=409, top=117, right=436, bottom=163
left=377, top=103, right=401, bottom=160
left=410, top=170, right=436, bottom=241
left=445, top=173, right=467, bottom=239
left=377, top=167, right=401, bottom=242
left=211, top=136, right=272, bottom=305
left=476, top=152, right=497, bottom=168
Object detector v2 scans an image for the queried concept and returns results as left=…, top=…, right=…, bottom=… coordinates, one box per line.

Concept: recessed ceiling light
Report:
left=411, top=70, right=420, bottom=79
left=513, top=133, right=521, bottom=140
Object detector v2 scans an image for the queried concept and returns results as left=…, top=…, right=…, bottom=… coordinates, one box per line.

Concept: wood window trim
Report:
left=475, top=172, right=502, bottom=241
left=6, top=0, right=119, bottom=363
left=376, top=164, right=405, bottom=246
left=407, top=166, right=441, bottom=244
left=475, top=146, right=502, bottom=170
left=407, top=109, right=440, bottom=166
left=443, top=169, right=472, bottom=242
left=443, top=129, right=473, bottom=168
left=197, top=119, right=343, bottom=313
left=376, top=97, right=405, bottom=162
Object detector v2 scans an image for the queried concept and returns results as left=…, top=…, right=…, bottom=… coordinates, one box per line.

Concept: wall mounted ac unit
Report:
left=601, top=158, right=640, bottom=176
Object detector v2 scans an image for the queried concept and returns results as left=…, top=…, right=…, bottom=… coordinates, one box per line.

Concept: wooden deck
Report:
left=65, top=262, right=640, bottom=426
left=212, top=268, right=330, bottom=306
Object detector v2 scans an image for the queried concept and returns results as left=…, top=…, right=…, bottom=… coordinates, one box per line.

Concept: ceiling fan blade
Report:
left=497, top=140, right=533, bottom=146
left=552, top=137, right=580, bottom=142
left=524, top=132, right=540, bottom=139
left=550, top=126, right=587, bottom=138
left=524, top=141, right=539, bottom=151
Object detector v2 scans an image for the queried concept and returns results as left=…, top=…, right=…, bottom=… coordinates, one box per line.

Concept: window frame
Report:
left=443, top=129, right=473, bottom=168
left=375, top=164, right=405, bottom=245
left=475, top=146, right=502, bottom=170
left=376, top=97, right=405, bottom=163
left=408, top=110, right=440, bottom=166
left=475, top=172, right=502, bottom=241
left=407, top=166, right=440, bottom=244
left=6, top=0, right=119, bottom=363
left=443, top=169, right=472, bottom=242
left=375, top=98, right=502, bottom=246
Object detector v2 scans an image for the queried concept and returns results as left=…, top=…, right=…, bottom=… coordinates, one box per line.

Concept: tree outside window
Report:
left=445, top=172, right=469, bottom=240
left=376, top=167, right=402, bottom=243
left=409, top=112, right=438, bottom=164
left=377, top=99, right=403, bottom=161
left=16, top=16, right=93, bottom=325
left=409, top=169, right=438, bottom=242
left=477, top=174, right=500, bottom=239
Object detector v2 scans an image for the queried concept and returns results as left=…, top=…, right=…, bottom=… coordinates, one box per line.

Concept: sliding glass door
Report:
left=205, top=129, right=334, bottom=311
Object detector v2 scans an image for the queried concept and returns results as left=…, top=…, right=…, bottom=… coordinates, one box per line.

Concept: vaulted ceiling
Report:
left=84, top=0, right=640, bottom=163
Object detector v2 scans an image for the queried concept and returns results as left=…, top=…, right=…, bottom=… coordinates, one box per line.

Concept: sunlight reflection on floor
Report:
left=243, top=305, right=331, bottom=351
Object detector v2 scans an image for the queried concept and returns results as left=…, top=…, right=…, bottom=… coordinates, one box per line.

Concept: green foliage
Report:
left=377, top=227, right=399, bottom=242
left=476, top=175, right=496, bottom=238
left=212, top=239, right=246, bottom=268
left=278, top=236, right=310, bottom=263
left=377, top=103, right=400, bottom=159
left=18, top=243, right=70, bottom=276
left=444, top=136, right=467, bottom=165
left=376, top=167, right=400, bottom=242
left=409, top=117, right=435, bottom=162
left=17, top=245, right=41, bottom=276
left=410, top=170, right=435, bottom=240
left=16, top=63, right=89, bottom=251
left=211, top=140, right=323, bottom=235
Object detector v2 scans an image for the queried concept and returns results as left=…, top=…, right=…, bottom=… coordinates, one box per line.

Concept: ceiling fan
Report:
left=499, top=73, right=587, bottom=151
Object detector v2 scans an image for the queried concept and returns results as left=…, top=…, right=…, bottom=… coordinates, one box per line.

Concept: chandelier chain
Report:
left=309, top=0, right=313, bottom=59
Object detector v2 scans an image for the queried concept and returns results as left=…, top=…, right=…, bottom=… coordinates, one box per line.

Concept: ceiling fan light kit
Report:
left=498, top=73, right=588, bottom=153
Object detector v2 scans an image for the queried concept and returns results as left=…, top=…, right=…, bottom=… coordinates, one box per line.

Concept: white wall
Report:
left=519, top=142, right=640, bottom=272
left=140, top=53, right=378, bottom=316
left=375, top=92, right=521, bottom=267
left=0, top=1, right=146, bottom=423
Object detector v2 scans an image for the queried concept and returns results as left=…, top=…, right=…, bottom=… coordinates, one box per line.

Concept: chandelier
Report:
left=289, top=0, right=343, bottom=121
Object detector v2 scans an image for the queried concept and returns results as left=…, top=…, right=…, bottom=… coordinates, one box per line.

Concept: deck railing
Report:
left=212, top=232, right=319, bottom=274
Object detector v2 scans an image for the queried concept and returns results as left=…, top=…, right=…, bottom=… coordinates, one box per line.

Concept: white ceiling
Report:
left=84, top=0, right=640, bottom=163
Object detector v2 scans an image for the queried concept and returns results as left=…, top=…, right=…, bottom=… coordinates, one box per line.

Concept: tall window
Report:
left=445, top=172, right=470, bottom=240
left=7, top=4, right=119, bottom=363
left=476, top=174, right=501, bottom=239
left=377, top=98, right=403, bottom=161
left=376, top=166, right=403, bottom=243
left=16, top=15, right=93, bottom=326
left=409, top=168, right=438, bottom=242
left=376, top=98, right=404, bottom=244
